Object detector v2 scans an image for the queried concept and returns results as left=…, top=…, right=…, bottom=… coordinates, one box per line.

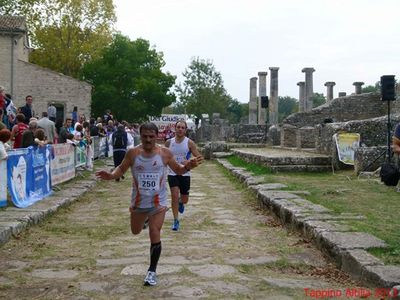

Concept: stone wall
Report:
left=0, top=35, right=12, bottom=91
left=14, top=60, right=92, bottom=119
left=195, top=123, right=268, bottom=143
left=315, top=114, right=400, bottom=155
left=283, top=93, right=400, bottom=128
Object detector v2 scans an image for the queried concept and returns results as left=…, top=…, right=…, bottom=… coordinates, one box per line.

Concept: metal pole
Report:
left=387, top=100, right=392, bottom=162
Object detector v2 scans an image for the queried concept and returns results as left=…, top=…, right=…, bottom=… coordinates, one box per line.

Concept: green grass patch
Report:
left=225, top=155, right=400, bottom=265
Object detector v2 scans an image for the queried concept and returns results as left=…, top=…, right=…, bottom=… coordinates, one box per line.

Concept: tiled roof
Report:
left=0, top=15, right=26, bottom=32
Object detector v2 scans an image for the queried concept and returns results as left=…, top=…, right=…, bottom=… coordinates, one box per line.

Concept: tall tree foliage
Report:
left=81, top=34, right=176, bottom=121
left=175, top=57, right=231, bottom=121
left=362, top=82, right=380, bottom=93
left=1, top=0, right=115, bottom=78
left=278, top=96, right=298, bottom=122
left=311, top=93, right=326, bottom=108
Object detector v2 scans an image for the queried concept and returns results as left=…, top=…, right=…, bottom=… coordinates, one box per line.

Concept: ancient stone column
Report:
left=248, top=77, right=258, bottom=124
left=302, top=67, right=315, bottom=112
left=257, top=71, right=268, bottom=125
left=269, top=67, right=279, bottom=125
left=338, top=92, right=347, bottom=97
left=324, top=82, right=336, bottom=102
left=297, top=81, right=305, bottom=112
left=353, top=82, right=364, bottom=94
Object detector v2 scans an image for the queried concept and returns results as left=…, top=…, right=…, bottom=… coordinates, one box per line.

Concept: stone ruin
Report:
left=195, top=67, right=400, bottom=173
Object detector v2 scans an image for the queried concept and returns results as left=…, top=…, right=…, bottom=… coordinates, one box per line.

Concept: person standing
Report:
left=58, top=118, right=73, bottom=144
left=110, top=124, right=132, bottom=181
left=47, top=102, right=57, bottom=122
left=96, top=122, right=202, bottom=286
left=165, top=120, right=202, bottom=231
left=71, top=106, right=78, bottom=126
left=10, top=113, right=28, bottom=148
left=20, top=95, right=34, bottom=124
left=37, top=112, right=58, bottom=144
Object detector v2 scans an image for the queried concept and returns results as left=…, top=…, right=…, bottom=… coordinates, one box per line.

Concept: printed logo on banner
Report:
left=7, top=146, right=52, bottom=208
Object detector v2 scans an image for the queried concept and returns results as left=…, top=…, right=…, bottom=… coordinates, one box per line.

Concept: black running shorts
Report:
left=168, top=175, right=191, bottom=195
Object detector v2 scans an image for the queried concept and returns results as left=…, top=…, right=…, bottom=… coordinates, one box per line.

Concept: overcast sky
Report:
left=114, top=0, right=400, bottom=103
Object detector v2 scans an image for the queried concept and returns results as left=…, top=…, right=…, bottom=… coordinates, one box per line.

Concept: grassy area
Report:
left=226, top=155, right=400, bottom=265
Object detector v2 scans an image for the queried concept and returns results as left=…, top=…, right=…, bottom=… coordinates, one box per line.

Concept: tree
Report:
left=175, top=57, right=230, bottom=122
left=226, top=98, right=247, bottom=124
left=81, top=34, right=176, bottom=121
left=1, top=0, right=116, bottom=78
left=362, top=82, right=380, bottom=93
left=278, top=96, right=298, bottom=122
left=311, top=93, right=326, bottom=108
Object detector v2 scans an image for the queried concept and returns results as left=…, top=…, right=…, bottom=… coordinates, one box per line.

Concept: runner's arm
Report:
left=188, top=139, right=203, bottom=158
left=96, top=148, right=135, bottom=180
left=165, top=147, right=203, bottom=174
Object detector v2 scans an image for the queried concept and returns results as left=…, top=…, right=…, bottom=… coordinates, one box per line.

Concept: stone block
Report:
left=340, top=249, right=384, bottom=279
left=362, top=265, right=400, bottom=287
left=319, top=231, right=386, bottom=251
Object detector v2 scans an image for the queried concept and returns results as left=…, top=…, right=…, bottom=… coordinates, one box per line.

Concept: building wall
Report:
left=0, top=34, right=12, bottom=91
left=14, top=60, right=91, bottom=120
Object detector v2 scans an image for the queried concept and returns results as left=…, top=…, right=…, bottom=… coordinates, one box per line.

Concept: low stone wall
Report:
left=297, top=126, right=315, bottom=148
left=281, top=124, right=297, bottom=147
left=196, top=124, right=268, bottom=143
left=354, top=146, right=388, bottom=174
left=283, top=93, right=391, bottom=128
left=315, top=114, right=400, bottom=155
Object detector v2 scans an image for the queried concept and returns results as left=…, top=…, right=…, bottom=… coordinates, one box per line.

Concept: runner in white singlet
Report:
left=165, top=120, right=202, bottom=231
left=96, top=122, right=203, bottom=287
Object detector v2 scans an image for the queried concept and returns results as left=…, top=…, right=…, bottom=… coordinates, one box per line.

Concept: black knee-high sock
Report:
left=149, top=241, right=162, bottom=272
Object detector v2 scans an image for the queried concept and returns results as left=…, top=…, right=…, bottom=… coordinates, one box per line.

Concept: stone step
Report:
left=270, top=165, right=332, bottom=173
left=232, top=149, right=332, bottom=166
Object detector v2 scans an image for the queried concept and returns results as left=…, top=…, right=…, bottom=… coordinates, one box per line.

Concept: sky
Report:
left=114, top=0, right=400, bottom=103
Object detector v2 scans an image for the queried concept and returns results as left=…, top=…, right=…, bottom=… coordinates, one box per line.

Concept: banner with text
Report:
left=149, top=114, right=187, bottom=139
left=7, top=146, right=52, bottom=208
left=334, top=132, right=361, bottom=165
left=0, top=160, right=7, bottom=207
left=51, top=143, right=75, bottom=185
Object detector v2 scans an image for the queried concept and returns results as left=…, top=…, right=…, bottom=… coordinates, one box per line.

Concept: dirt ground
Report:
left=0, top=161, right=363, bottom=299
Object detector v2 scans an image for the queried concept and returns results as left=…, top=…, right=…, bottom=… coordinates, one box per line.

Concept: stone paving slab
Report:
left=217, top=158, right=400, bottom=288
left=0, top=173, right=98, bottom=246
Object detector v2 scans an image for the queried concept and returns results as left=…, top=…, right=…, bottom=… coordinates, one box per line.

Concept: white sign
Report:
left=51, top=144, right=76, bottom=185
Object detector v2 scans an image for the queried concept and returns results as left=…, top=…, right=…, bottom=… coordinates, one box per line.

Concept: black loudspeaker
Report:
left=381, top=75, right=396, bottom=101
left=261, top=96, right=269, bottom=108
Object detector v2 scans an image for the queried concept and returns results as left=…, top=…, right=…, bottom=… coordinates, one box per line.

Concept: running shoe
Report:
left=143, top=271, right=157, bottom=286
left=171, top=219, right=180, bottom=231
left=178, top=201, right=185, bottom=214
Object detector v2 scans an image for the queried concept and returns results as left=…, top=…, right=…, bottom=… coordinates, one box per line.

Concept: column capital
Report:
left=302, top=67, right=315, bottom=73
left=269, top=67, right=279, bottom=72
left=250, top=77, right=258, bottom=81
left=258, top=71, right=268, bottom=76
left=297, top=81, right=305, bottom=86
left=353, top=81, right=364, bottom=86
left=324, top=81, right=336, bottom=87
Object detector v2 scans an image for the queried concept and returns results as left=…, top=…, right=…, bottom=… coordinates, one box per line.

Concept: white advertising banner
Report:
left=149, top=114, right=187, bottom=139
left=51, top=144, right=76, bottom=185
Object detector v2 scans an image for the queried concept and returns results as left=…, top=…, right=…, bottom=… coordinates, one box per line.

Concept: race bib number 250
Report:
left=138, top=173, right=160, bottom=195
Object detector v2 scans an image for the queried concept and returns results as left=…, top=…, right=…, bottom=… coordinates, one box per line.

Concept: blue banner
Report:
left=0, top=160, right=7, bottom=207
left=7, top=146, right=52, bottom=208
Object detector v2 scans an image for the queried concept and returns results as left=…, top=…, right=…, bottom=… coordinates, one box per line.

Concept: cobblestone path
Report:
left=0, top=161, right=361, bottom=299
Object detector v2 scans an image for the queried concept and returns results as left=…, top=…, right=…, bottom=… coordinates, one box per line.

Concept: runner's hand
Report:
left=96, top=170, right=113, bottom=180
left=188, top=156, right=203, bottom=169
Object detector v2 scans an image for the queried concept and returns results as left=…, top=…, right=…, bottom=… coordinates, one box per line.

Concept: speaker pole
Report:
left=387, top=99, right=392, bottom=163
